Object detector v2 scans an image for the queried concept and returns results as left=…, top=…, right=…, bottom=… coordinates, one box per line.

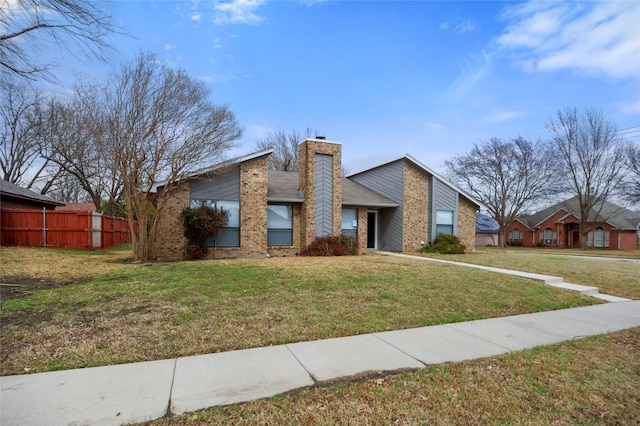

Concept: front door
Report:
left=367, top=211, right=377, bottom=249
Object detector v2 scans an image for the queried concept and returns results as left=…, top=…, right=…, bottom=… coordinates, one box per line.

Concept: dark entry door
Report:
left=367, top=212, right=376, bottom=249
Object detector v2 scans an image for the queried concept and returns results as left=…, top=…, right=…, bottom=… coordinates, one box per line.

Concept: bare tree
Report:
left=0, top=0, right=116, bottom=81
left=0, top=76, right=42, bottom=185
left=255, top=128, right=314, bottom=171
left=546, top=107, right=626, bottom=249
left=102, top=53, right=242, bottom=261
left=445, top=137, right=555, bottom=247
left=34, top=91, right=118, bottom=212
left=623, top=142, right=640, bottom=205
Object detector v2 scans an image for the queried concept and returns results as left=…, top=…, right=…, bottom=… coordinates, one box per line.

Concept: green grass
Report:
left=0, top=247, right=601, bottom=375
left=144, top=328, right=640, bottom=426
left=420, top=246, right=640, bottom=299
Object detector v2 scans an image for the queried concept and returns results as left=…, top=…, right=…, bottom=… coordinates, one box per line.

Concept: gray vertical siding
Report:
left=431, top=177, right=459, bottom=237
left=315, top=154, right=333, bottom=236
left=190, top=168, right=240, bottom=201
left=350, top=160, right=404, bottom=251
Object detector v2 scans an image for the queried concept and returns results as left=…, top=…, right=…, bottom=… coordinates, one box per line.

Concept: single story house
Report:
left=155, top=138, right=480, bottom=260
left=505, top=196, right=640, bottom=250
left=476, top=213, right=499, bottom=247
left=0, top=180, right=63, bottom=210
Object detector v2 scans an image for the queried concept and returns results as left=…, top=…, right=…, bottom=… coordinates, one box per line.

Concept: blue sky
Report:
left=47, top=1, right=640, bottom=173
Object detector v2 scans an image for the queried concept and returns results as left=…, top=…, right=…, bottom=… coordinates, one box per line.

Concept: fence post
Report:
left=42, top=207, right=47, bottom=248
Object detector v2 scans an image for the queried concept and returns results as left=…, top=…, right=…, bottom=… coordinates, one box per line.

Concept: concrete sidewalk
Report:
left=2, top=301, right=639, bottom=426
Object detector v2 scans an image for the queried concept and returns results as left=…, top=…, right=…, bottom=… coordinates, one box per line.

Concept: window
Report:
left=589, top=227, right=610, bottom=248
left=267, top=205, right=293, bottom=246
left=541, top=228, right=557, bottom=245
left=509, top=228, right=523, bottom=245
left=217, top=200, right=240, bottom=247
left=341, top=208, right=358, bottom=237
left=190, top=199, right=240, bottom=247
left=436, top=210, right=454, bottom=236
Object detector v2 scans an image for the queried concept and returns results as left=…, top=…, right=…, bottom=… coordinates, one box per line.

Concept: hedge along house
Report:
left=505, top=196, right=640, bottom=250
left=155, top=138, right=480, bottom=260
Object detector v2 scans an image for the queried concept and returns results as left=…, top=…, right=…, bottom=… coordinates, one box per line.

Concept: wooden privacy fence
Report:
left=0, top=209, right=131, bottom=250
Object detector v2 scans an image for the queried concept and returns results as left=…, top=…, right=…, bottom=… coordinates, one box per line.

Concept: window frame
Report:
left=267, top=204, right=293, bottom=247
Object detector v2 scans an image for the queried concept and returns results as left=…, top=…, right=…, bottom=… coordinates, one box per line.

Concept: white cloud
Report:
left=214, top=0, right=266, bottom=25
left=426, top=121, right=445, bottom=131
left=164, top=44, right=175, bottom=51
left=455, top=20, right=476, bottom=34
left=483, top=110, right=523, bottom=123
left=497, top=1, right=640, bottom=81
left=439, top=22, right=450, bottom=30
left=442, top=50, right=493, bottom=102
left=190, top=13, right=202, bottom=22
left=198, top=73, right=235, bottom=83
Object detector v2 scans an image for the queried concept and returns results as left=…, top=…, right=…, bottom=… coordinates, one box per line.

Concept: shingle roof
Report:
left=476, top=213, right=499, bottom=233
left=267, top=171, right=398, bottom=208
left=267, top=171, right=303, bottom=202
left=342, top=178, right=399, bottom=207
left=0, top=180, right=63, bottom=207
left=519, top=196, right=640, bottom=230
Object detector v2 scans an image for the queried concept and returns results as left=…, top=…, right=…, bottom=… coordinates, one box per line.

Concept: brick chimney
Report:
left=298, top=138, right=343, bottom=248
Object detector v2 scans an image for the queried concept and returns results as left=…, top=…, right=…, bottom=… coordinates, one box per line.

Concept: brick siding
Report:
left=457, top=196, right=477, bottom=251
left=155, top=183, right=190, bottom=261
left=402, top=162, right=428, bottom=252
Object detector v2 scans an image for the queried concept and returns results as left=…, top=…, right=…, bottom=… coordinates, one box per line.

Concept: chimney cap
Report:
left=315, top=135, right=326, bottom=140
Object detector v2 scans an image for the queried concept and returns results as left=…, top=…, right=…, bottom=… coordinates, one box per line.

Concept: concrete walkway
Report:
left=1, top=300, right=639, bottom=426
left=378, top=251, right=633, bottom=302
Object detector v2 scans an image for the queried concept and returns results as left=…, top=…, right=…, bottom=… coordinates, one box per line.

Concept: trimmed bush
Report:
left=420, top=234, right=465, bottom=255
left=300, top=235, right=359, bottom=256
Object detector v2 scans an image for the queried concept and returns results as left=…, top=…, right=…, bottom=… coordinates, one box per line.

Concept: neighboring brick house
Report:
left=505, top=197, right=640, bottom=250
left=155, top=138, right=480, bottom=260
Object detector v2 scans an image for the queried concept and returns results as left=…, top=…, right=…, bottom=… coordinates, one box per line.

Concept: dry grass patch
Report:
left=146, top=328, right=640, bottom=426
left=2, top=248, right=599, bottom=375
left=421, top=247, right=640, bottom=299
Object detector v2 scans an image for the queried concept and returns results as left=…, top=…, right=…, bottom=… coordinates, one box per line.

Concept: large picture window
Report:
left=190, top=199, right=240, bottom=247
left=436, top=210, right=454, bottom=236
left=341, top=208, right=358, bottom=237
left=267, top=205, right=293, bottom=246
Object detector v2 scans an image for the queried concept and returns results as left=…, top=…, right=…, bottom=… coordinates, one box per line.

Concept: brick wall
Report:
left=402, top=162, right=428, bottom=252
left=357, top=207, right=368, bottom=254
left=155, top=183, right=190, bottom=261
left=238, top=156, right=268, bottom=255
left=298, top=139, right=343, bottom=248
left=457, top=196, right=477, bottom=251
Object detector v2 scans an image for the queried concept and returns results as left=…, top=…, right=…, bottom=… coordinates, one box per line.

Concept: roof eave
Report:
left=267, top=197, right=304, bottom=203
left=342, top=202, right=399, bottom=208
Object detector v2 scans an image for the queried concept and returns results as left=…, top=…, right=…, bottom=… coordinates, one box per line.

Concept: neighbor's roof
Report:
left=347, top=154, right=482, bottom=208
left=476, top=213, right=499, bottom=233
left=267, top=171, right=398, bottom=208
left=0, top=180, right=64, bottom=207
left=518, top=196, right=640, bottom=230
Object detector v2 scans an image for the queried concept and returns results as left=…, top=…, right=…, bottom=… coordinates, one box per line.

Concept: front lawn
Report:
left=421, top=247, right=640, bottom=299
left=146, top=328, right=640, bottom=425
left=0, top=247, right=599, bottom=375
